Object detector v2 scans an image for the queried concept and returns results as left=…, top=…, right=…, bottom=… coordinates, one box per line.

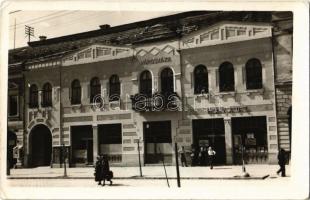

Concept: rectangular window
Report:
left=9, top=95, right=18, bottom=116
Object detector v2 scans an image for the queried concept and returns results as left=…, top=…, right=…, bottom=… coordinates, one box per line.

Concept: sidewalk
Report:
left=7, top=164, right=290, bottom=180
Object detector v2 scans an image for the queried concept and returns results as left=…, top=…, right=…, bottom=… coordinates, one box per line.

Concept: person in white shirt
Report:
left=207, top=146, right=216, bottom=169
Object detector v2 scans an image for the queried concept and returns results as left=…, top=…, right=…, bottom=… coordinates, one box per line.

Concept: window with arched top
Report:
left=140, top=70, right=152, bottom=97
left=90, top=77, right=101, bottom=103
left=161, top=68, right=174, bottom=95
left=29, top=84, right=38, bottom=108
left=42, top=83, right=52, bottom=107
left=71, top=79, right=81, bottom=105
left=109, top=75, right=120, bottom=101
left=245, top=58, right=263, bottom=90
left=219, top=62, right=235, bottom=92
left=194, top=65, right=208, bottom=94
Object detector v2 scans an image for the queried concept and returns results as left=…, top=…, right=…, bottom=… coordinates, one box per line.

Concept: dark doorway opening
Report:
left=192, top=118, right=226, bottom=165
left=144, top=121, right=172, bottom=164
left=71, top=125, right=93, bottom=165
left=231, top=116, right=268, bottom=164
left=30, top=124, right=52, bottom=167
left=7, top=131, right=17, bottom=168
left=98, top=123, right=122, bottom=163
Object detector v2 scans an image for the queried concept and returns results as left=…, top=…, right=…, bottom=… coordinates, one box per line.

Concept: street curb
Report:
left=7, top=176, right=269, bottom=180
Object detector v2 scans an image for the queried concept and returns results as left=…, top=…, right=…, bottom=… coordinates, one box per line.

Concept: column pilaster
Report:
left=92, top=125, right=98, bottom=165
left=224, top=117, right=233, bottom=164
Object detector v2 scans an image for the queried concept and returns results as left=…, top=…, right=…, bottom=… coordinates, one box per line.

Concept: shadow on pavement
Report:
left=212, top=168, right=233, bottom=170
left=105, top=183, right=128, bottom=187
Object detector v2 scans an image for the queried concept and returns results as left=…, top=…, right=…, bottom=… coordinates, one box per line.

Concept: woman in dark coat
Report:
left=94, top=156, right=103, bottom=185
left=101, top=156, right=112, bottom=186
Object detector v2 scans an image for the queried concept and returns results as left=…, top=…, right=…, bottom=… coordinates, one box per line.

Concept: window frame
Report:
left=245, top=58, right=263, bottom=90
left=219, top=62, right=235, bottom=92
left=139, top=70, right=152, bottom=97
left=109, top=74, right=120, bottom=102
left=194, top=65, right=209, bottom=94
left=90, top=77, right=101, bottom=103
left=42, top=82, right=52, bottom=107
left=8, top=95, right=19, bottom=117
left=29, top=84, right=39, bottom=108
left=160, top=67, right=174, bottom=95
left=71, top=79, right=81, bottom=105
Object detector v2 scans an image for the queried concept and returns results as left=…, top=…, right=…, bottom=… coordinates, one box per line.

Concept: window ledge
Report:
left=245, top=88, right=264, bottom=95
left=218, top=91, right=236, bottom=97
left=194, top=93, right=209, bottom=98
left=71, top=104, right=82, bottom=108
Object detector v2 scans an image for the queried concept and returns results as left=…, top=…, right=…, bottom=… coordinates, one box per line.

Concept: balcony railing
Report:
left=130, top=92, right=181, bottom=112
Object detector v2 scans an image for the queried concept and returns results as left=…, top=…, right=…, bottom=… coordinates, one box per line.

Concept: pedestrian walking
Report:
left=276, top=148, right=286, bottom=177
left=102, top=156, right=113, bottom=186
left=208, top=146, right=216, bottom=169
left=179, top=146, right=188, bottom=167
left=198, top=147, right=205, bottom=166
left=94, top=156, right=103, bottom=185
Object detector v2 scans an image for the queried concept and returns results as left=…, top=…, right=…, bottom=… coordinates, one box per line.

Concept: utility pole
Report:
left=25, top=25, right=34, bottom=42
left=175, top=142, right=181, bottom=187
left=137, top=138, right=143, bottom=177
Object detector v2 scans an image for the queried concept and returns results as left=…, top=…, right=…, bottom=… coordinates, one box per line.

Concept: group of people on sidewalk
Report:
left=180, top=145, right=288, bottom=177
left=179, top=145, right=216, bottom=169
left=94, top=155, right=113, bottom=186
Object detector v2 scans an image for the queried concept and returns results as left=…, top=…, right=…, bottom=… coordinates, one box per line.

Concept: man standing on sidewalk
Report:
left=208, top=146, right=216, bottom=169
left=277, top=148, right=286, bottom=177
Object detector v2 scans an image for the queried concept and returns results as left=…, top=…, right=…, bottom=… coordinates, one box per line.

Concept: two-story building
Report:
left=8, top=11, right=292, bottom=168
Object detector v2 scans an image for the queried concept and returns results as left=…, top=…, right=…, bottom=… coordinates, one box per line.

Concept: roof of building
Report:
left=9, top=11, right=272, bottom=65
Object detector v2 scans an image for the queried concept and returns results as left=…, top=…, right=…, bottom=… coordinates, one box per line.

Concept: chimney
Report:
left=99, top=24, right=111, bottom=30
left=39, top=36, right=47, bottom=41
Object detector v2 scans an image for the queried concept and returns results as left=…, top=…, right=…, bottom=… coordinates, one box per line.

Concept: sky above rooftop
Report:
left=8, top=10, right=178, bottom=49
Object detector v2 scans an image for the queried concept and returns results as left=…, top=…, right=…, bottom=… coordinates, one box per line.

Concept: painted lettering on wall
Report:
left=207, top=106, right=248, bottom=114
left=139, top=57, right=172, bottom=65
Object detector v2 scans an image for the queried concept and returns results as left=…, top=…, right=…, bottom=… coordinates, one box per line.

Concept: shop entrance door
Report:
left=192, top=118, right=226, bottom=165
left=231, top=116, right=267, bottom=164
left=71, top=125, right=93, bottom=165
left=143, top=121, right=172, bottom=164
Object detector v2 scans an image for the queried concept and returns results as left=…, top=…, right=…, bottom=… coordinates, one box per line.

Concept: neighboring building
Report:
left=7, top=61, right=25, bottom=168
left=271, top=12, right=293, bottom=156
left=8, top=11, right=292, bottom=168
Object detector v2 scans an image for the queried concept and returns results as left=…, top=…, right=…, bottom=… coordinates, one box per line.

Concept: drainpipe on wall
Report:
left=271, top=26, right=280, bottom=152
left=178, top=36, right=186, bottom=120
left=22, top=62, right=28, bottom=168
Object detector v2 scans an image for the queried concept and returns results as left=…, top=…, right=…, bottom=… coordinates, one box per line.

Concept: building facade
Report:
left=7, top=11, right=292, bottom=168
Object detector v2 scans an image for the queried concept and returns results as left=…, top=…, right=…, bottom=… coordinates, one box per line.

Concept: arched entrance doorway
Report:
left=29, top=124, right=52, bottom=167
left=7, top=131, right=17, bottom=168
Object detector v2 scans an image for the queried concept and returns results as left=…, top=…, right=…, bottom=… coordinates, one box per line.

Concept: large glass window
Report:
left=71, top=79, right=81, bottom=105
left=140, top=70, right=152, bottom=97
left=42, top=83, right=52, bottom=107
left=109, top=75, right=120, bottom=101
left=29, top=84, right=38, bottom=108
left=194, top=65, right=208, bottom=94
left=161, top=68, right=174, bottom=95
left=245, top=58, right=263, bottom=90
left=90, top=77, right=101, bottom=103
left=219, top=62, right=235, bottom=92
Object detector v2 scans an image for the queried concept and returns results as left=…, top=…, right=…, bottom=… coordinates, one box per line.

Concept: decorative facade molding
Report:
left=181, top=21, right=272, bottom=50
left=62, top=44, right=133, bottom=66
